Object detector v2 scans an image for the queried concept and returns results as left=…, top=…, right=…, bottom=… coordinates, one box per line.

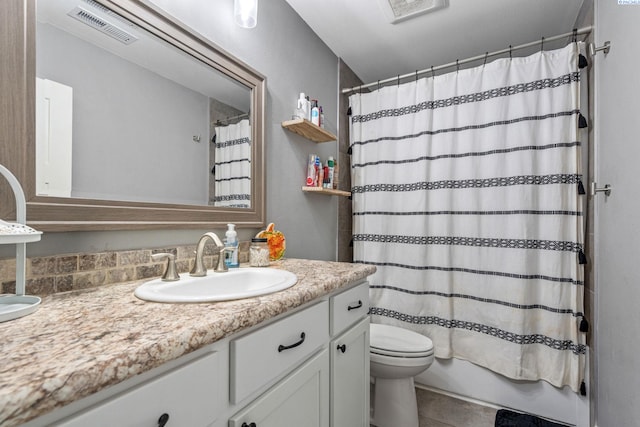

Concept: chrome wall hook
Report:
left=591, top=182, right=612, bottom=197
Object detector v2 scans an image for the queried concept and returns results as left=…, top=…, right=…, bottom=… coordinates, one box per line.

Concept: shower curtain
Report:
left=213, top=119, right=251, bottom=207
left=349, top=43, right=586, bottom=391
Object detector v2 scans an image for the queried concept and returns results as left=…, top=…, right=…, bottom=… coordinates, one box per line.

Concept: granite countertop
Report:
left=0, top=258, right=375, bottom=426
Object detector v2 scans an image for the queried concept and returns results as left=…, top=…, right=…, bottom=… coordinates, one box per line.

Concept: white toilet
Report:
left=369, top=323, right=435, bottom=427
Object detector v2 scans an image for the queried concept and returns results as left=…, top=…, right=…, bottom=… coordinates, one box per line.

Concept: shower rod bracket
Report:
left=589, top=41, right=611, bottom=57
left=590, top=182, right=612, bottom=197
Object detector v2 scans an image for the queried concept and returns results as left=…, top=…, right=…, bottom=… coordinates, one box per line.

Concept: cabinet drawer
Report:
left=230, top=300, right=329, bottom=404
left=58, top=351, right=220, bottom=427
left=330, top=282, right=369, bottom=336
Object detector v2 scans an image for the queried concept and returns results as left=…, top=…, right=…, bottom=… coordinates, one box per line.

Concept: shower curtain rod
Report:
left=341, top=26, right=592, bottom=94
left=213, top=112, right=249, bottom=126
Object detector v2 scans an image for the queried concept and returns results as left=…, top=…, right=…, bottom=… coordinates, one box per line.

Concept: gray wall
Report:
left=594, top=1, right=640, bottom=426
left=10, top=0, right=339, bottom=260
left=37, top=23, right=210, bottom=205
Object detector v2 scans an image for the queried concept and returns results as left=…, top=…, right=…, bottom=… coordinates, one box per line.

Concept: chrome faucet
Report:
left=190, top=232, right=230, bottom=276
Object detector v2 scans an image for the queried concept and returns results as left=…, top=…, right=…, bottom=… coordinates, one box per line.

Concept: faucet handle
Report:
left=152, top=253, right=180, bottom=281
left=215, top=247, right=234, bottom=273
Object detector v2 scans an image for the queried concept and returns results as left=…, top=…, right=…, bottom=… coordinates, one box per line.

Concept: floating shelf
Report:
left=282, top=118, right=337, bottom=143
left=301, top=186, right=351, bottom=197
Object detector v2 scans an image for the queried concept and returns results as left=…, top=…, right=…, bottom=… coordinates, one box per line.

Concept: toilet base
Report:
left=370, top=376, right=419, bottom=427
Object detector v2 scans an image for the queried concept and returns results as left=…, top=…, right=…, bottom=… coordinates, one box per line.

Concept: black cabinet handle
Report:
left=278, top=332, right=306, bottom=352
left=337, top=344, right=346, bottom=353
left=347, top=300, right=363, bottom=311
left=158, top=413, right=169, bottom=427
left=242, top=423, right=256, bottom=427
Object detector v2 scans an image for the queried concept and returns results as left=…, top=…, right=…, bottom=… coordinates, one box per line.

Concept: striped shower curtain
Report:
left=349, top=43, right=586, bottom=391
left=213, top=119, right=251, bottom=207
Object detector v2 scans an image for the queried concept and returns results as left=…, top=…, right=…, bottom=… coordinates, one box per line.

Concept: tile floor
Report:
left=416, top=387, right=498, bottom=427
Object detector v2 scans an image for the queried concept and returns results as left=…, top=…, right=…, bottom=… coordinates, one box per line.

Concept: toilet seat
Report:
left=370, top=323, right=434, bottom=358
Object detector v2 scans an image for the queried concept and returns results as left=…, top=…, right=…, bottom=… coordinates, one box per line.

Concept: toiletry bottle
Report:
left=225, top=223, right=239, bottom=268
left=323, top=164, right=330, bottom=188
left=333, top=160, right=339, bottom=189
left=319, top=106, right=325, bottom=128
left=296, top=93, right=307, bottom=119
left=305, top=96, right=312, bottom=121
left=314, top=155, right=321, bottom=186
left=327, top=156, right=335, bottom=188
left=306, top=154, right=316, bottom=186
left=318, top=165, right=324, bottom=187
left=311, top=100, right=320, bottom=126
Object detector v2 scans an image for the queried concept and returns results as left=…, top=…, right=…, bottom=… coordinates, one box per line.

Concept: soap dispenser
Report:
left=225, top=223, right=239, bottom=268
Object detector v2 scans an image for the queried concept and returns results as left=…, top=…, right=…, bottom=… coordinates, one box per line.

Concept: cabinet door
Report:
left=229, top=349, right=329, bottom=427
left=330, top=317, right=370, bottom=427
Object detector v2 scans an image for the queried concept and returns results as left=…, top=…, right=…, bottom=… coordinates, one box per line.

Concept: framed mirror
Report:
left=0, top=0, right=265, bottom=231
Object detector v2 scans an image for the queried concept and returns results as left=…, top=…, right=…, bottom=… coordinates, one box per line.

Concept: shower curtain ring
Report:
left=572, top=28, right=578, bottom=43
left=415, top=70, right=419, bottom=82
left=456, top=59, right=459, bottom=73
left=540, top=37, right=545, bottom=52
left=377, top=80, right=380, bottom=90
left=431, top=66, right=435, bottom=77
left=397, top=75, right=400, bottom=86
left=483, top=52, right=488, bottom=66
left=509, top=45, right=512, bottom=59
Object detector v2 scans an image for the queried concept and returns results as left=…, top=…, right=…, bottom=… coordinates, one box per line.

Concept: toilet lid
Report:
left=370, top=323, right=434, bottom=356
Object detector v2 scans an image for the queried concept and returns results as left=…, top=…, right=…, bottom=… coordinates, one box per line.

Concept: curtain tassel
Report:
left=578, top=53, right=589, bottom=69
left=578, top=113, right=588, bottom=129
left=580, top=381, right=587, bottom=396
left=347, top=106, right=352, bottom=116
left=579, top=250, right=587, bottom=265
left=577, top=180, right=586, bottom=195
left=580, top=317, right=589, bottom=333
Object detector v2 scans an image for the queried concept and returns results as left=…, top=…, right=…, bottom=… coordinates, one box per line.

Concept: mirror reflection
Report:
left=36, top=0, right=252, bottom=207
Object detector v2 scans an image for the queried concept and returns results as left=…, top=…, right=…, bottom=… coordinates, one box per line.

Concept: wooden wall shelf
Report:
left=282, top=118, right=337, bottom=143
left=301, top=186, right=351, bottom=197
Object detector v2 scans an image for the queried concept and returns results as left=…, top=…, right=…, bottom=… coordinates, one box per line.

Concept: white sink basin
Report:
left=134, top=268, right=298, bottom=303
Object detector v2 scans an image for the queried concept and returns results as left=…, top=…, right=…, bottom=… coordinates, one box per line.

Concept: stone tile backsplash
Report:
left=0, top=241, right=250, bottom=296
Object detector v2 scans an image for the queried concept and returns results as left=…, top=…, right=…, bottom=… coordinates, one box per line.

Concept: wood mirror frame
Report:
left=0, top=0, right=266, bottom=231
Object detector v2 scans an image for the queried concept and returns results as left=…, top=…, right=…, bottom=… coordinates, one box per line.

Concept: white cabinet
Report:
left=329, top=283, right=370, bottom=426
left=57, top=350, right=221, bottom=427
left=331, top=317, right=370, bottom=427
left=230, top=301, right=329, bottom=404
left=34, top=281, right=370, bottom=427
left=228, top=349, right=329, bottom=427
left=229, top=281, right=370, bottom=427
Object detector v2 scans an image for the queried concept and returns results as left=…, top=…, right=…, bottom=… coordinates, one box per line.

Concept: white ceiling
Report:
left=285, top=0, right=586, bottom=86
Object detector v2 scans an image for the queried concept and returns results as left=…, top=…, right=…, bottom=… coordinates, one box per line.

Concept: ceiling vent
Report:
left=67, top=5, right=138, bottom=45
left=378, top=0, right=448, bottom=24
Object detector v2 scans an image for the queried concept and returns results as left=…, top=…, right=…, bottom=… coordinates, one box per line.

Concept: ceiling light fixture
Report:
left=234, top=0, right=258, bottom=28
left=377, top=0, right=447, bottom=24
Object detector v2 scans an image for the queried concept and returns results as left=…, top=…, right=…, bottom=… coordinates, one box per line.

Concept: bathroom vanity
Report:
left=0, top=259, right=374, bottom=427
